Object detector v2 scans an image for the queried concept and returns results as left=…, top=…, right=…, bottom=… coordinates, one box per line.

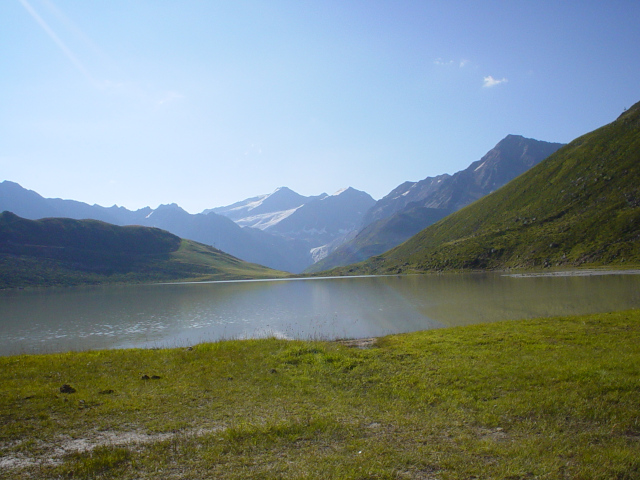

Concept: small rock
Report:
left=151, top=375, right=161, bottom=380
left=60, top=384, right=76, bottom=394
left=141, top=375, right=150, bottom=380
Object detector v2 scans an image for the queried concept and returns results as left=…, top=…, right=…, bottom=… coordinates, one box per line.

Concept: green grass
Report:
left=0, top=212, right=287, bottom=288
left=327, top=102, right=640, bottom=276
left=2, top=309, right=639, bottom=479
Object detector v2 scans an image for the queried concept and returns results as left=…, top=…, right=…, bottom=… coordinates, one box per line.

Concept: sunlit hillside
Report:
left=328, top=101, right=640, bottom=275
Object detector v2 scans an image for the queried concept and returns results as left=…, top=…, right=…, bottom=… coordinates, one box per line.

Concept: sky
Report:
left=1, top=1, right=639, bottom=213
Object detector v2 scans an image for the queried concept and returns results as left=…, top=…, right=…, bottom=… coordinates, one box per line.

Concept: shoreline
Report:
left=503, top=268, right=640, bottom=278
left=2, top=309, right=639, bottom=478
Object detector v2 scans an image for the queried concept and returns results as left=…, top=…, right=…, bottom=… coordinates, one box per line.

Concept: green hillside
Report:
left=329, top=102, right=640, bottom=275
left=0, top=212, right=285, bottom=288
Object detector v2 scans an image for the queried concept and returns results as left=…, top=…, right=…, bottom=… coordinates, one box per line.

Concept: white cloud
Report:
left=459, top=59, right=469, bottom=68
left=483, top=75, right=508, bottom=88
left=434, top=58, right=454, bottom=66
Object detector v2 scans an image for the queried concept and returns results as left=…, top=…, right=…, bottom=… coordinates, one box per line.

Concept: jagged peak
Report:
left=153, top=203, right=187, bottom=212
left=269, top=186, right=302, bottom=198
left=332, top=186, right=370, bottom=197
left=497, top=134, right=539, bottom=146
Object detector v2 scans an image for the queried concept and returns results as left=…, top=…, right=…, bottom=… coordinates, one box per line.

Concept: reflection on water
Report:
left=0, top=272, right=639, bottom=356
left=389, top=273, right=640, bottom=326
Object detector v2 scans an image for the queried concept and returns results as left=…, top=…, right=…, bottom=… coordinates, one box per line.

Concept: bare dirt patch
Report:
left=0, top=427, right=221, bottom=471
left=335, top=337, right=378, bottom=349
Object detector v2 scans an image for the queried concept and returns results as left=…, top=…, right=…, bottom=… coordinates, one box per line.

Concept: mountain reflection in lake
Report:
left=1, top=272, right=639, bottom=356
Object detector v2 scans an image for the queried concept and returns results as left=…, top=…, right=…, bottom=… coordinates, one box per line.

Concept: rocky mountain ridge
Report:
left=328, top=102, right=640, bottom=275
left=308, top=135, right=565, bottom=272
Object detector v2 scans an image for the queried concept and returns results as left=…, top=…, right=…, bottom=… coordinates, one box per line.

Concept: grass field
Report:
left=1, top=310, right=639, bottom=479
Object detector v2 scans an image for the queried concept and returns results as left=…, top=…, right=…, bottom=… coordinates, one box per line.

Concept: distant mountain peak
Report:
left=330, top=187, right=370, bottom=198
left=155, top=203, right=186, bottom=212
left=273, top=186, right=295, bottom=194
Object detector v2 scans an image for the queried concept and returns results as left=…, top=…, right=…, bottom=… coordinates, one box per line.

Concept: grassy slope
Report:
left=0, top=212, right=285, bottom=288
left=328, top=103, right=640, bottom=276
left=1, top=309, right=639, bottom=479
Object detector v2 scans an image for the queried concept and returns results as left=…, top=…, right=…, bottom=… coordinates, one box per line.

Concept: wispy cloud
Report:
left=434, top=58, right=455, bottom=66
left=434, top=58, right=469, bottom=68
left=483, top=75, right=508, bottom=88
left=18, top=0, right=96, bottom=85
left=41, top=0, right=104, bottom=58
left=19, top=1, right=184, bottom=108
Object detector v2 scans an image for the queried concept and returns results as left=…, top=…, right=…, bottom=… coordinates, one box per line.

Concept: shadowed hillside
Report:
left=0, top=212, right=285, bottom=288
left=328, top=102, right=640, bottom=275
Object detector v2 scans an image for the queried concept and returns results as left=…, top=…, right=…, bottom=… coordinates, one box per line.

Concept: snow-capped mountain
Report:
left=205, top=187, right=326, bottom=229
left=209, top=186, right=376, bottom=263
left=265, top=187, right=375, bottom=246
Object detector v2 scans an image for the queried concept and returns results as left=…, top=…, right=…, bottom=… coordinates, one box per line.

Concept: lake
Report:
left=1, top=271, right=639, bottom=356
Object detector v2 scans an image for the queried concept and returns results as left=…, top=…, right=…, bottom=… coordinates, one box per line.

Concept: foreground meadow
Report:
left=1, top=310, right=639, bottom=479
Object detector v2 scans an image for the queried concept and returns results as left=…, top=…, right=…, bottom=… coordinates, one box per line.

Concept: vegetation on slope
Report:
left=330, top=102, right=640, bottom=275
left=0, top=212, right=285, bottom=288
left=1, top=310, right=639, bottom=479
left=308, top=135, right=564, bottom=273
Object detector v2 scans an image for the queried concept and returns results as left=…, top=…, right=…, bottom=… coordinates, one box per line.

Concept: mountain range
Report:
left=328, top=101, right=640, bottom=275
left=0, top=182, right=302, bottom=272
left=208, top=186, right=376, bottom=264
left=0, top=134, right=564, bottom=275
left=307, top=135, right=565, bottom=272
left=0, top=182, right=375, bottom=273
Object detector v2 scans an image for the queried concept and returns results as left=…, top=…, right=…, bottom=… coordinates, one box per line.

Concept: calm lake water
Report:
left=1, top=272, right=639, bottom=356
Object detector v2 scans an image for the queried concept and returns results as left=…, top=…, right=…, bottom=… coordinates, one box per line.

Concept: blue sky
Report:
left=1, top=1, right=639, bottom=213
